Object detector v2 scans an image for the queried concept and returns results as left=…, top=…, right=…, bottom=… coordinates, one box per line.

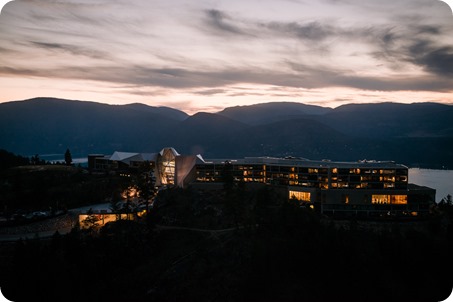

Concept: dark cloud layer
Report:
left=409, top=41, right=453, bottom=76
left=204, top=9, right=246, bottom=35
left=30, top=41, right=110, bottom=59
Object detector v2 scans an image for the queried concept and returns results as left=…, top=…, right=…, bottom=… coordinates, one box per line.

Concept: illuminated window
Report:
left=391, top=195, right=407, bottom=204
left=349, top=168, right=360, bottom=174
left=289, top=191, right=311, bottom=202
left=342, top=194, right=349, bottom=204
left=383, top=176, right=395, bottom=182
left=372, top=194, right=407, bottom=204
left=381, top=169, right=394, bottom=174
left=157, top=148, right=178, bottom=185
left=372, top=195, right=389, bottom=204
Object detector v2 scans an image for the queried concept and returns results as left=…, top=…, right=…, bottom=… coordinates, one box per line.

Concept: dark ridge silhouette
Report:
left=319, top=102, right=453, bottom=138
left=161, top=112, right=249, bottom=157
left=0, top=97, right=188, bottom=156
left=217, top=101, right=332, bottom=125
left=0, top=97, right=452, bottom=167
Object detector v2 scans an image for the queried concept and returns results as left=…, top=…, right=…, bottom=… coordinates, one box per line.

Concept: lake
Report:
left=409, top=168, right=453, bottom=202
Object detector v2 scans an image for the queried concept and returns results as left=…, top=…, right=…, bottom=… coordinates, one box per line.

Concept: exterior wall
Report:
left=195, top=162, right=409, bottom=190
left=175, top=155, right=198, bottom=188
left=193, top=160, right=434, bottom=217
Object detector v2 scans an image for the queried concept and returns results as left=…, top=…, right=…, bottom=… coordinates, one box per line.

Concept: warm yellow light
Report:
left=289, top=191, right=311, bottom=202
left=391, top=195, right=408, bottom=205
left=344, top=195, right=349, bottom=204
left=121, top=186, right=138, bottom=199
left=372, top=195, right=389, bottom=204
left=372, top=194, right=407, bottom=204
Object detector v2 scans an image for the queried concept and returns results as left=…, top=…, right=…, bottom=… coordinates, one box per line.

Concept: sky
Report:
left=0, top=0, right=452, bottom=115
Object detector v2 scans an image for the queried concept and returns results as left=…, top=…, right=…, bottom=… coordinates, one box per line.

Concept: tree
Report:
left=82, top=213, right=101, bottom=231
left=136, top=162, right=157, bottom=215
left=31, top=154, right=40, bottom=165
left=64, top=148, right=72, bottom=166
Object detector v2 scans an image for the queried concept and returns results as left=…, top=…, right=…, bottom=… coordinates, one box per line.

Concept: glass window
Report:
left=372, top=195, right=389, bottom=204
left=391, top=195, right=407, bottom=204
left=289, top=191, right=311, bottom=202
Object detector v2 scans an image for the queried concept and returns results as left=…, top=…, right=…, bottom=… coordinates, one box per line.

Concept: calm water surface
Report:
left=409, top=168, right=453, bottom=202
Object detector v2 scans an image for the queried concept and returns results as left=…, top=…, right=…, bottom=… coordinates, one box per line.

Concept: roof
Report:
left=407, top=183, right=436, bottom=192
left=159, top=147, right=180, bottom=157
left=203, top=156, right=407, bottom=169
left=109, top=151, right=143, bottom=165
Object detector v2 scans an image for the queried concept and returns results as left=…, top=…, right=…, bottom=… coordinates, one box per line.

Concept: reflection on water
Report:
left=409, top=168, right=453, bottom=202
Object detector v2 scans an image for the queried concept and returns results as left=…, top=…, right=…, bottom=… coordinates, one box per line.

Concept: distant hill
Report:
left=318, top=102, right=453, bottom=138
left=0, top=97, right=452, bottom=168
left=122, top=103, right=189, bottom=121
left=0, top=97, right=188, bottom=157
left=217, top=102, right=332, bottom=125
left=160, top=112, right=249, bottom=157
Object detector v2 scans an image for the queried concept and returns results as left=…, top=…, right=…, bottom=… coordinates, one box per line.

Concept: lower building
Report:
left=88, top=148, right=435, bottom=218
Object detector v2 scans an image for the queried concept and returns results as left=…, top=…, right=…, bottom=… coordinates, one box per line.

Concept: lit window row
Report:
left=289, top=191, right=311, bottom=202
left=371, top=195, right=407, bottom=204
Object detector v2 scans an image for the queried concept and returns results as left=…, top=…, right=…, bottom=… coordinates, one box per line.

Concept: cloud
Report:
left=193, top=88, right=228, bottom=96
left=203, top=9, right=248, bottom=36
left=409, top=40, right=453, bottom=76
left=263, top=21, right=335, bottom=41
left=287, top=61, right=453, bottom=91
left=30, top=41, right=110, bottom=59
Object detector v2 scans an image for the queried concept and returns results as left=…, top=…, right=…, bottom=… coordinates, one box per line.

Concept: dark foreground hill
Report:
left=1, top=185, right=452, bottom=302
left=0, top=97, right=452, bottom=168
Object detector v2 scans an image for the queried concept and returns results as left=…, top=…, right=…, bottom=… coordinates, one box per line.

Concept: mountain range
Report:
left=1, top=97, right=452, bottom=168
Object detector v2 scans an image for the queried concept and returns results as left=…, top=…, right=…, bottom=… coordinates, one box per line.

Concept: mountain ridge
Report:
left=0, top=97, right=452, bottom=168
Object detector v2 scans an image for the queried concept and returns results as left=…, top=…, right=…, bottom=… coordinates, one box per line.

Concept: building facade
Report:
left=88, top=148, right=435, bottom=218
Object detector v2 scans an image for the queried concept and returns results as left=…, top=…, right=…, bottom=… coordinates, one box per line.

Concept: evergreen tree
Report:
left=64, top=148, right=72, bottom=166
left=31, top=154, right=40, bottom=165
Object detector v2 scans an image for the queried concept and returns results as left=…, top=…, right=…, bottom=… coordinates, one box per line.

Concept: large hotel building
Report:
left=88, top=147, right=435, bottom=218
